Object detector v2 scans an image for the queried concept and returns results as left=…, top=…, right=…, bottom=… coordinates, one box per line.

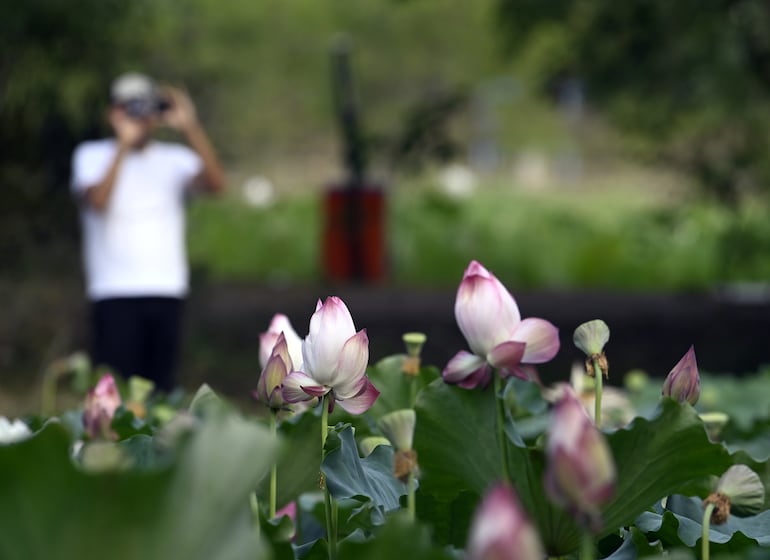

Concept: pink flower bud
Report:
left=662, top=345, right=700, bottom=405
left=466, top=483, right=545, bottom=560
left=83, top=373, right=122, bottom=440
left=544, top=386, right=615, bottom=531
left=254, top=333, right=293, bottom=410
left=443, top=261, right=560, bottom=388
left=259, top=314, right=303, bottom=370
left=282, top=297, right=379, bottom=415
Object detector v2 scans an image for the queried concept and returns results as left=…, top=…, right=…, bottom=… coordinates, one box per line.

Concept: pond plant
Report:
left=1, top=259, right=770, bottom=559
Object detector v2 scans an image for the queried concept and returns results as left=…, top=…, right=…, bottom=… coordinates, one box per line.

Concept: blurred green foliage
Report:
left=496, top=0, right=770, bottom=202
left=189, top=184, right=770, bottom=290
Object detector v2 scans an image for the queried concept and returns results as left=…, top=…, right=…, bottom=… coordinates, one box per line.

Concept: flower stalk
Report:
left=250, top=492, right=261, bottom=543
left=407, top=470, right=417, bottom=521
left=702, top=502, right=715, bottom=560
left=269, top=411, right=277, bottom=519
left=494, top=374, right=512, bottom=482
left=573, top=320, right=611, bottom=429
left=580, top=531, right=594, bottom=560
left=320, top=395, right=337, bottom=560
left=593, top=356, right=604, bottom=428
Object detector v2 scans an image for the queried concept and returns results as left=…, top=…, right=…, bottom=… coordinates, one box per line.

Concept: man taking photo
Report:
left=71, top=72, right=225, bottom=392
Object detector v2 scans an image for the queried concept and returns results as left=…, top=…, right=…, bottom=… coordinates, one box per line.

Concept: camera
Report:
left=123, top=96, right=171, bottom=119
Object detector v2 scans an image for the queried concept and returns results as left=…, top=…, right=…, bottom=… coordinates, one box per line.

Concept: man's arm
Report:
left=81, top=109, right=144, bottom=212
left=164, top=87, right=226, bottom=194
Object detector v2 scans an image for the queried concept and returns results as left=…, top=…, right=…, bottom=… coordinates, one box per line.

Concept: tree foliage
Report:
left=496, top=0, right=770, bottom=201
left=0, top=0, right=160, bottom=273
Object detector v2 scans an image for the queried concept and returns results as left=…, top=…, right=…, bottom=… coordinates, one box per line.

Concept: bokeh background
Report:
left=2, top=0, right=770, bottom=413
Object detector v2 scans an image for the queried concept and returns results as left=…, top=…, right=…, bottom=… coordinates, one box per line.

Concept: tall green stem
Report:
left=407, top=471, right=416, bottom=521
left=494, top=375, right=511, bottom=482
left=250, top=492, right=261, bottom=542
left=269, top=411, right=277, bottom=519
left=409, top=376, right=418, bottom=409
left=592, top=357, right=604, bottom=428
left=321, top=395, right=337, bottom=560
left=702, top=502, right=715, bottom=560
left=580, top=530, right=594, bottom=560
left=321, top=396, right=329, bottom=448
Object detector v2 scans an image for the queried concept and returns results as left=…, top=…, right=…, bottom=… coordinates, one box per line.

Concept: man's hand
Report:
left=109, top=108, right=146, bottom=148
left=161, top=87, right=199, bottom=133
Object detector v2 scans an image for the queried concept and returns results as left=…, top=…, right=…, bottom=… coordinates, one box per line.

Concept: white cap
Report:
left=110, top=72, right=159, bottom=104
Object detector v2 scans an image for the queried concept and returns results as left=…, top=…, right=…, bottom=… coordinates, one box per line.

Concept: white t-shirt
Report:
left=71, top=139, right=202, bottom=301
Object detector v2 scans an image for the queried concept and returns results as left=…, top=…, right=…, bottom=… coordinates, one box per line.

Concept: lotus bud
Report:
left=662, top=346, right=700, bottom=405
left=466, top=483, right=545, bottom=560
left=573, top=320, right=610, bottom=378
left=282, top=297, right=379, bottom=415
left=83, top=373, right=122, bottom=440
left=378, top=409, right=418, bottom=482
left=254, top=333, right=296, bottom=411
left=259, top=314, right=303, bottom=370
left=544, top=385, right=616, bottom=531
left=358, top=436, right=391, bottom=458
left=704, top=465, right=765, bottom=523
left=402, top=332, right=427, bottom=376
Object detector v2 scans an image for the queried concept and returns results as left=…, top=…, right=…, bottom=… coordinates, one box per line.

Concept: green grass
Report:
left=187, top=173, right=770, bottom=291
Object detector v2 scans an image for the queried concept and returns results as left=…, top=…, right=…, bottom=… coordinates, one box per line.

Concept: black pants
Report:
left=91, top=297, right=184, bottom=393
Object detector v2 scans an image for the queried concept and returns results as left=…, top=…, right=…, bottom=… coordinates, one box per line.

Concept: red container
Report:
left=322, top=183, right=386, bottom=282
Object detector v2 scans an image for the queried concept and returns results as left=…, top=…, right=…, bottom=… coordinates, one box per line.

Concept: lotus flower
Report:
left=282, top=297, right=379, bottom=414
left=662, top=345, right=700, bottom=405
left=259, top=314, right=303, bottom=369
left=254, top=333, right=294, bottom=410
left=83, top=373, right=122, bottom=440
left=466, top=483, right=545, bottom=560
left=544, top=385, right=615, bottom=531
left=442, top=260, right=560, bottom=388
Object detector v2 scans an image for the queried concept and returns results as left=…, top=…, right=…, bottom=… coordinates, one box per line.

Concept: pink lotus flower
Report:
left=282, top=297, right=379, bottom=414
left=259, top=314, right=303, bottom=370
left=466, top=483, right=545, bottom=560
left=254, top=333, right=294, bottom=410
left=83, top=373, right=122, bottom=440
left=544, top=386, right=615, bottom=531
left=662, top=345, right=700, bottom=405
left=442, top=260, right=560, bottom=388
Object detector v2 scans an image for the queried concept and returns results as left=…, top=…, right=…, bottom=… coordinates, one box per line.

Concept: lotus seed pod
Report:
left=378, top=409, right=416, bottom=452
left=717, top=465, right=764, bottom=516
left=573, top=320, right=610, bottom=357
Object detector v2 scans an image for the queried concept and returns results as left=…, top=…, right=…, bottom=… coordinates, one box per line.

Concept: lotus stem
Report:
left=269, top=411, right=277, bottom=519
left=250, top=491, right=260, bottom=542
left=702, top=502, right=715, bottom=560
left=410, top=376, right=418, bottom=409
left=320, top=395, right=337, bottom=560
left=407, top=470, right=416, bottom=521
left=593, top=357, right=603, bottom=428
left=580, top=530, right=594, bottom=560
left=494, top=374, right=511, bottom=482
